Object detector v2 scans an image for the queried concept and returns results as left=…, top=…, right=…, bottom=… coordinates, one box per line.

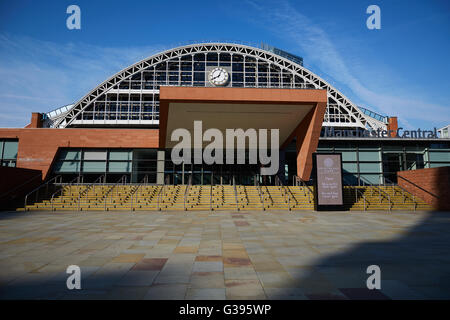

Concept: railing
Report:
left=343, top=177, right=369, bottom=211
left=232, top=176, right=239, bottom=211
left=359, top=177, right=392, bottom=211
left=183, top=179, right=191, bottom=211
left=50, top=176, right=80, bottom=211
left=293, top=176, right=313, bottom=203
left=383, top=177, right=418, bottom=210
left=209, top=184, right=213, bottom=212
left=24, top=175, right=62, bottom=210
left=256, top=179, right=265, bottom=211
left=157, top=185, right=165, bottom=211
left=280, top=185, right=291, bottom=211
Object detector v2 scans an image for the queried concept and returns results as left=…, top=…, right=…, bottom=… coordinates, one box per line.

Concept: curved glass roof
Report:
left=44, top=42, right=387, bottom=131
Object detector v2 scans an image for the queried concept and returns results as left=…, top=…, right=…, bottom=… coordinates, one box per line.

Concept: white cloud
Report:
left=0, top=34, right=162, bottom=127
left=245, top=0, right=450, bottom=129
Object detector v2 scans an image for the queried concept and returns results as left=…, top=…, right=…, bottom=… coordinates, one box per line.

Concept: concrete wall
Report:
left=398, top=167, right=450, bottom=211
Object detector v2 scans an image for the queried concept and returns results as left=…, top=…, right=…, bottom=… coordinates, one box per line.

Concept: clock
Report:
left=208, top=67, right=229, bottom=86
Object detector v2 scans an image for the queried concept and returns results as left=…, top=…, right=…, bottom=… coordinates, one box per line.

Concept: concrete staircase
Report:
left=21, top=184, right=432, bottom=212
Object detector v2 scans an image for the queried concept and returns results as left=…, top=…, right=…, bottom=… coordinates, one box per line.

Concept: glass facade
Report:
left=0, top=139, right=18, bottom=167
left=49, top=139, right=450, bottom=186
left=317, top=139, right=450, bottom=184
left=53, top=148, right=157, bottom=183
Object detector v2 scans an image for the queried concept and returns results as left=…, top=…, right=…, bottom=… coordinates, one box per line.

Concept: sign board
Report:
left=313, top=153, right=344, bottom=210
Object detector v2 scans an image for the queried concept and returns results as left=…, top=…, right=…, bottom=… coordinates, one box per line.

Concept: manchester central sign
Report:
left=322, top=127, right=439, bottom=139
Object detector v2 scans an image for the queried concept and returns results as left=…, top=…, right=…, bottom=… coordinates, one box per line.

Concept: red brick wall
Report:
left=398, top=167, right=450, bottom=211
left=0, top=128, right=159, bottom=179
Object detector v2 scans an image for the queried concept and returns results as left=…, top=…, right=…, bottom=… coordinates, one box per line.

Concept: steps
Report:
left=21, top=184, right=432, bottom=212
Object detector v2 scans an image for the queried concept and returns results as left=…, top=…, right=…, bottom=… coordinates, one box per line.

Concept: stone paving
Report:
left=0, top=210, right=449, bottom=300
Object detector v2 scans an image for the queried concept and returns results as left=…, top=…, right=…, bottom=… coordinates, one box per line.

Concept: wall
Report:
left=0, top=166, right=42, bottom=210
left=398, top=167, right=450, bottom=211
left=0, top=128, right=159, bottom=179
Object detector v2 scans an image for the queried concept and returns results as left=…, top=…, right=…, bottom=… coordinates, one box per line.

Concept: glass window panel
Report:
left=429, top=163, right=450, bottom=168
left=429, top=151, right=450, bottom=162
left=342, top=162, right=358, bottom=172
left=340, top=151, right=357, bottom=161
left=0, top=141, right=3, bottom=159
left=109, top=150, right=132, bottom=161
left=359, top=150, right=381, bottom=161
left=359, top=162, right=381, bottom=173
left=54, top=161, right=80, bottom=172
left=83, top=150, right=107, bottom=160
left=3, top=141, right=18, bottom=159
left=82, top=161, right=106, bottom=172
left=108, top=161, right=132, bottom=172
left=59, top=150, right=80, bottom=161
left=360, top=174, right=382, bottom=185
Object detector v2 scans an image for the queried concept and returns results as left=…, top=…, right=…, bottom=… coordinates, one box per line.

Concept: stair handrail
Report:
left=383, top=176, right=418, bottom=209
left=255, top=179, right=265, bottom=211
left=183, top=179, right=191, bottom=211
left=343, top=177, right=369, bottom=211
left=264, top=185, right=274, bottom=206
left=209, top=183, right=212, bottom=212
left=157, top=184, right=164, bottom=211
left=130, top=184, right=141, bottom=212
left=83, top=174, right=105, bottom=211
left=50, top=176, right=79, bottom=212
left=103, top=184, right=116, bottom=211
left=384, top=176, right=403, bottom=202
left=294, top=176, right=313, bottom=203
left=232, top=176, right=239, bottom=211
left=280, top=184, right=291, bottom=211
left=24, top=175, right=62, bottom=210
left=359, top=177, right=392, bottom=211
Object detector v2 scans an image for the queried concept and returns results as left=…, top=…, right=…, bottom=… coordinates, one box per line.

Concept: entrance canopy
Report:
left=159, top=86, right=327, bottom=180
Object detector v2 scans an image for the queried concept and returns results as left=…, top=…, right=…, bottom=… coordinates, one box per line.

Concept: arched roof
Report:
left=52, top=42, right=386, bottom=130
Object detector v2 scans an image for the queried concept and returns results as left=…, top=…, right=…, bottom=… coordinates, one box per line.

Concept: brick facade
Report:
left=0, top=128, right=159, bottom=179
left=398, top=167, right=450, bottom=211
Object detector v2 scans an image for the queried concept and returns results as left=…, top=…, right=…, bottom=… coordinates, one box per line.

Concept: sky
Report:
left=0, top=0, right=449, bottom=129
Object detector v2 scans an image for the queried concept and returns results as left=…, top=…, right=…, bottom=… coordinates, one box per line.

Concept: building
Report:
left=1, top=42, right=449, bottom=192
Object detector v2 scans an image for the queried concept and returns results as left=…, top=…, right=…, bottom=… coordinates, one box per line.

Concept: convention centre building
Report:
left=0, top=42, right=449, bottom=211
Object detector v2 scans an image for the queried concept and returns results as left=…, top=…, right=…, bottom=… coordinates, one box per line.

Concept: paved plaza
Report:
left=0, top=209, right=449, bottom=300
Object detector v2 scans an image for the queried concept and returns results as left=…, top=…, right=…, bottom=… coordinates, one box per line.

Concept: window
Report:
left=0, top=140, right=18, bottom=167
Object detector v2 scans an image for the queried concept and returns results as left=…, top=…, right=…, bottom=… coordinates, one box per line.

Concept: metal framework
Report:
left=47, top=42, right=387, bottom=130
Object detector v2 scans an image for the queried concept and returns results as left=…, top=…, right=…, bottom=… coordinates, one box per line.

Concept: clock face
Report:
left=208, top=67, right=229, bottom=86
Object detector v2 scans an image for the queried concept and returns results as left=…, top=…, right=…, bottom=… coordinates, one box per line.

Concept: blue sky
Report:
left=0, top=0, right=449, bottom=129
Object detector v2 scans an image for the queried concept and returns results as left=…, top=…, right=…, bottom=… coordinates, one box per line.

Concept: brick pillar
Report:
left=26, top=113, right=43, bottom=128
left=387, top=117, right=398, bottom=137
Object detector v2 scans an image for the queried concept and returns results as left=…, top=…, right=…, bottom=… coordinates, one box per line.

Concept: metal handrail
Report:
left=130, top=184, right=141, bottom=212
left=209, top=183, right=213, bottom=212
left=183, top=180, right=190, bottom=211
left=255, top=178, right=265, bottom=211
left=280, top=185, right=291, bottom=211
left=359, top=177, right=392, bottom=211
left=157, top=185, right=164, bottom=211
left=232, top=176, right=239, bottom=211
left=50, top=176, right=79, bottom=211
left=103, top=184, right=115, bottom=211
left=383, top=176, right=418, bottom=209
left=294, top=176, right=313, bottom=203
left=343, top=177, right=369, bottom=211
left=24, top=175, right=62, bottom=210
